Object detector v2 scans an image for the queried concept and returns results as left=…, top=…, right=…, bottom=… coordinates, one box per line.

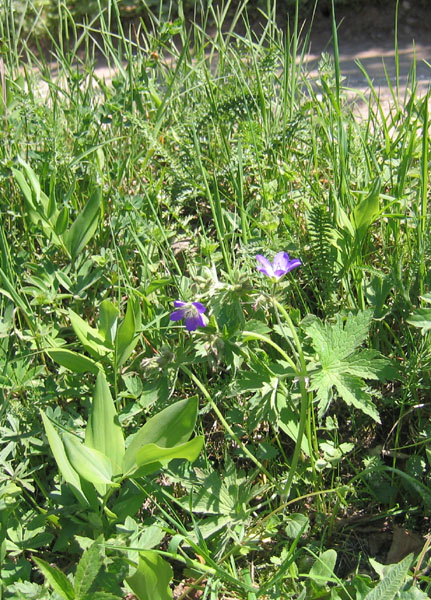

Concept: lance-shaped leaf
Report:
left=352, top=177, right=381, bottom=242
left=62, top=188, right=101, bottom=259
left=132, top=436, right=204, bottom=477
left=45, top=348, right=101, bottom=374
left=74, top=536, right=104, bottom=600
left=33, top=557, right=74, bottom=600
left=99, top=299, right=119, bottom=345
left=85, top=371, right=125, bottom=476
left=63, top=433, right=113, bottom=486
left=40, top=411, right=99, bottom=508
left=123, top=397, right=198, bottom=475
left=115, top=296, right=141, bottom=367
left=127, top=552, right=173, bottom=600
left=364, top=553, right=414, bottom=600
left=12, top=161, right=62, bottom=246
left=40, top=411, right=88, bottom=506
left=68, top=309, right=112, bottom=360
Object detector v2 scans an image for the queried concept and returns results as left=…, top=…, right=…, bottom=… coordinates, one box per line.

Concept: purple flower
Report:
left=256, top=251, right=301, bottom=281
left=169, top=301, right=207, bottom=331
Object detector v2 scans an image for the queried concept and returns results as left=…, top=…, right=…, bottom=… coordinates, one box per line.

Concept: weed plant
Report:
left=1, top=0, right=431, bottom=598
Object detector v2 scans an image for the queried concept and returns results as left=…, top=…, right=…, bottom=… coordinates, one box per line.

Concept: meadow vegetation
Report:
left=1, top=0, right=431, bottom=598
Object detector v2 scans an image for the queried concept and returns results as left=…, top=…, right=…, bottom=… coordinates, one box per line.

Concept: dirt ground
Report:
left=37, top=0, right=431, bottom=118
left=301, top=0, right=431, bottom=115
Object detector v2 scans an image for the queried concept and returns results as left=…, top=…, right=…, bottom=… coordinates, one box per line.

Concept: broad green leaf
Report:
left=123, top=397, right=198, bottom=475
left=335, top=373, right=380, bottom=422
left=305, top=310, right=392, bottom=422
left=133, top=436, right=204, bottom=477
left=310, top=370, right=380, bottom=423
left=74, top=537, right=104, bottom=600
left=341, top=350, right=396, bottom=380
left=126, top=552, right=173, bottom=600
left=285, top=513, right=310, bottom=539
left=12, top=167, right=36, bottom=211
left=16, top=156, right=42, bottom=205
left=12, top=158, right=62, bottom=245
left=309, top=549, right=337, bottom=587
left=68, top=309, right=112, bottom=360
left=177, top=471, right=227, bottom=515
left=40, top=411, right=87, bottom=506
left=406, top=308, right=431, bottom=334
left=305, top=310, right=373, bottom=366
left=352, top=177, right=381, bottom=240
left=0, top=268, right=31, bottom=314
left=138, top=376, right=169, bottom=408
left=62, top=188, right=101, bottom=259
left=395, top=585, right=429, bottom=599
left=63, top=433, right=113, bottom=486
left=99, top=299, right=119, bottom=345
left=115, top=296, right=141, bottom=367
left=54, top=206, right=69, bottom=235
left=111, top=483, right=147, bottom=522
left=45, top=348, right=101, bottom=374
left=369, top=557, right=388, bottom=579
left=33, top=556, right=74, bottom=600
left=336, top=204, right=355, bottom=237
left=87, top=593, right=122, bottom=600
left=85, top=371, right=125, bottom=475
left=364, top=553, right=414, bottom=600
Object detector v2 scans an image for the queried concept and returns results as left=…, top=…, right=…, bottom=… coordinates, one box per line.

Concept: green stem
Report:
left=272, top=299, right=316, bottom=498
left=241, top=331, right=297, bottom=372
left=180, top=365, right=278, bottom=488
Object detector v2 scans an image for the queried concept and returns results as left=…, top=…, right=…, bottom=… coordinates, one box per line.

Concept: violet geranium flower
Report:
left=256, top=251, right=301, bottom=281
left=169, top=301, right=207, bottom=331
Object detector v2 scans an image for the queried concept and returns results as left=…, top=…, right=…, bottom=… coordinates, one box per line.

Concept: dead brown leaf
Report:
left=386, top=526, right=424, bottom=564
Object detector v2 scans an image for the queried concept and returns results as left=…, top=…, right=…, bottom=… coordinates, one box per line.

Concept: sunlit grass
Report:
left=1, top=0, right=431, bottom=598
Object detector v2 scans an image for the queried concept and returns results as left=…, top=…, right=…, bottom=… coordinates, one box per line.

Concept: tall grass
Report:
left=1, top=0, right=431, bottom=598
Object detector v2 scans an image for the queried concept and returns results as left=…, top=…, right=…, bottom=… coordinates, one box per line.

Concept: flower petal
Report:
left=192, top=302, right=207, bottom=314
left=273, top=251, right=291, bottom=273
left=256, top=254, right=274, bottom=278
left=185, top=313, right=206, bottom=331
left=285, top=258, right=302, bottom=272
left=169, top=309, right=186, bottom=321
left=173, top=300, right=187, bottom=308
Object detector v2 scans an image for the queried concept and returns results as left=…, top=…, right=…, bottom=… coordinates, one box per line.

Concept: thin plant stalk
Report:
left=180, top=364, right=277, bottom=487
left=272, top=298, right=318, bottom=499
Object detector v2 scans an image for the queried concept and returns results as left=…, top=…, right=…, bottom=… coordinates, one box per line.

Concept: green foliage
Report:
left=365, top=554, right=424, bottom=600
left=34, top=537, right=126, bottom=599
left=1, top=0, right=431, bottom=597
left=12, top=159, right=102, bottom=259
left=304, top=309, right=395, bottom=421
left=42, top=372, right=203, bottom=497
left=126, top=551, right=173, bottom=600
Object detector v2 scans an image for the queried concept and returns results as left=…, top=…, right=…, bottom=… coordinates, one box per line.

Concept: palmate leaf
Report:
left=309, top=370, right=381, bottom=423
left=305, top=310, right=393, bottom=422
left=306, top=309, right=373, bottom=366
